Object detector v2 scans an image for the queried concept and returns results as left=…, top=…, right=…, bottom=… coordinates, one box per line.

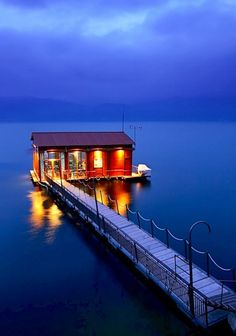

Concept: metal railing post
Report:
left=94, top=185, right=100, bottom=226
left=134, top=243, right=138, bottom=262
left=165, top=229, right=169, bottom=248
left=102, top=216, right=106, bottom=232
left=151, top=219, right=154, bottom=237
left=137, top=212, right=141, bottom=228
left=174, top=255, right=177, bottom=277
left=206, top=252, right=210, bottom=277
left=115, top=199, right=120, bottom=215
left=220, top=283, right=224, bottom=304
left=205, top=298, right=209, bottom=327
left=184, top=239, right=188, bottom=260
left=98, top=214, right=101, bottom=230
left=188, top=221, right=211, bottom=317
left=100, top=190, right=103, bottom=204
left=233, top=268, right=236, bottom=292
left=126, top=205, right=129, bottom=220
left=108, top=195, right=111, bottom=208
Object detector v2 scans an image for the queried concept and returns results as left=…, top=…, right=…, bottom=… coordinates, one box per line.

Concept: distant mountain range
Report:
left=0, top=97, right=235, bottom=122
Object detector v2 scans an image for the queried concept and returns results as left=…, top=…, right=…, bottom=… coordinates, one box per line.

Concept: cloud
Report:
left=150, top=1, right=236, bottom=39
left=0, top=0, right=46, bottom=8
left=0, top=0, right=166, bottom=11
left=0, top=0, right=235, bottom=102
left=0, top=2, right=151, bottom=40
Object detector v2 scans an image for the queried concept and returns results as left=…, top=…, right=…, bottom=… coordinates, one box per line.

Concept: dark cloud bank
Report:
left=0, top=97, right=235, bottom=122
left=0, top=0, right=236, bottom=121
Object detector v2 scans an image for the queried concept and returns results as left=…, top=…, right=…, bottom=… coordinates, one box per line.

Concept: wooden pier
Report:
left=42, top=175, right=236, bottom=329
left=30, top=170, right=39, bottom=184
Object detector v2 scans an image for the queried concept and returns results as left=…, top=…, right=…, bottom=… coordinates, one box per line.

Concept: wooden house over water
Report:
left=31, top=131, right=135, bottom=182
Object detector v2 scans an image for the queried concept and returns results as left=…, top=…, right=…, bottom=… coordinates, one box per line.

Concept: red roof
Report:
left=31, top=132, right=134, bottom=148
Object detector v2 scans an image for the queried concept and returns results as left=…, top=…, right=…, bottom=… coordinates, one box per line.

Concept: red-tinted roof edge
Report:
left=31, top=131, right=134, bottom=147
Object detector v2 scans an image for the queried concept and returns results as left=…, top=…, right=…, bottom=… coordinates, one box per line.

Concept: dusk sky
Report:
left=0, top=0, right=236, bottom=104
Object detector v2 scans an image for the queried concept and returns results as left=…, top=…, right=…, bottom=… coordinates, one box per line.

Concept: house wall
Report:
left=86, top=151, right=93, bottom=177
left=33, top=150, right=40, bottom=179
left=86, top=150, right=108, bottom=178
left=108, top=149, right=125, bottom=176
left=124, top=149, right=132, bottom=176
left=86, top=149, right=132, bottom=178
left=102, top=151, right=108, bottom=176
left=36, top=145, right=133, bottom=181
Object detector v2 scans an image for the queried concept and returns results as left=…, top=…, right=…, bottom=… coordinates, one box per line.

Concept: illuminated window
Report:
left=94, top=151, right=103, bottom=168
left=47, top=152, right=60, bottom=160
left=69, top=152, right=78, bottom=172
left=117, top=149, right=124, bottom=158
left=69, top=151, right=86, bottom=171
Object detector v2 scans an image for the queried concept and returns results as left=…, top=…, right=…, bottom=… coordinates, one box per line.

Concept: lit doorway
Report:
left=69, top=151, right=86, bottom=178
left=44, top=159, right=61, bottom=179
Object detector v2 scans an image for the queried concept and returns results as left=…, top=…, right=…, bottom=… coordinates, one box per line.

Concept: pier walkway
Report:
left=44, top=176, right=236, bottom=329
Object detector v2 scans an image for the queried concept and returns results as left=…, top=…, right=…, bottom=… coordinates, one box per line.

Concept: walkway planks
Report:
left=60, top=180, right=229, bottom=300
left=45, top=177, right=236, bottom=328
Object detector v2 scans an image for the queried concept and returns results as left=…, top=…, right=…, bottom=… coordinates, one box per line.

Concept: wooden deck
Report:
left=43, top=176, right=236, bottom=329
left=30, top=170, right=39, bottom=184
left=67, top=172, right=148, bottom=182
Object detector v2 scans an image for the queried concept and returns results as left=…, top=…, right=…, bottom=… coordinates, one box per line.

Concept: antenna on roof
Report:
left=122, top=105, right=125, bottom=132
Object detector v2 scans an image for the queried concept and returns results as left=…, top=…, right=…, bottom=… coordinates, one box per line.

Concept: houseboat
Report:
left=30, top=131, right=151, bottom=183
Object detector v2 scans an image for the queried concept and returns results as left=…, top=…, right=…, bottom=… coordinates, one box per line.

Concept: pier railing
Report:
left=126, top=206, right=236, bottom=289
left=71, top=178, right=236, bottom=290
left=101, top=215, right=211, bottom=324
left=44, top=174, right=236, bottom=323
left=45, top=173, right=211, bottom=325
left=62, top=169, right=133, bottom=180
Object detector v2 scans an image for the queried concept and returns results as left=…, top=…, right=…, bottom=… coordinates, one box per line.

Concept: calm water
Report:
left=0, top=121, right=236, bottom=335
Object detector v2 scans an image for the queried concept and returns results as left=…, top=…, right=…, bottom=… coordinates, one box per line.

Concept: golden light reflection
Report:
left=136, top=182, right=142, bottom=190
left=116, top=192, right=130, bottom=216
left=96, top=181, right=131, bottom=216
left=28, top=189, right=46, bottom=229
left=28, top=188, right=63, bottom=244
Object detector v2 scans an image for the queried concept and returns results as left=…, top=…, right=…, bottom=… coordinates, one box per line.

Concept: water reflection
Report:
left=28, top=187, right=63, bottom=243
left=97, top=180, right=131, bottom=216
left=74, top=179, right=151, bottom=216
left=133, top=180, right=151, bottom=197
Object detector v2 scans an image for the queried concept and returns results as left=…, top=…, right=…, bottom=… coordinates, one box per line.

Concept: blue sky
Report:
left=0, top=0, right=236, bottom=103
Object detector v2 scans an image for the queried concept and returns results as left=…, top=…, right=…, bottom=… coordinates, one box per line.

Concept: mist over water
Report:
left=0, top=121, right=235, bottom=335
